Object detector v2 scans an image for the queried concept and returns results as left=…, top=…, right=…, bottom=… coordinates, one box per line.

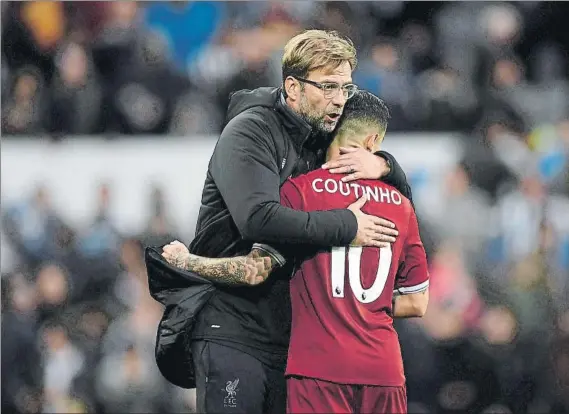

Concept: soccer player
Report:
left=163, top=91, right=429, bottom=413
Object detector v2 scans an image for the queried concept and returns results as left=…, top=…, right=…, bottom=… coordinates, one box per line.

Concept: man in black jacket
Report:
left=155, top=30, right=413, bottom=414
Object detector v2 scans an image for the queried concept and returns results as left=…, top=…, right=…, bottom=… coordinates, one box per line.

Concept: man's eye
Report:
left=321, top=84, right=338, bottom=91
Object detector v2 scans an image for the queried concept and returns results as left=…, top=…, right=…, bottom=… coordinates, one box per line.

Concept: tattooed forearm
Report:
left=182, top=248, right=278, bottom=286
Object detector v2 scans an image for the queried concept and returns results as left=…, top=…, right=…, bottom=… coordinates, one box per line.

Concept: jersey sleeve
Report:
left=394, top=209, right=429, bottom=295
left=253, top=179, right=304, bottom=267
left=280, top=179, right=304, bottom=210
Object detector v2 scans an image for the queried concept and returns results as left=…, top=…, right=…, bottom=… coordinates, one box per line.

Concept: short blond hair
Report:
left=281, top=30, right=357, bottom=82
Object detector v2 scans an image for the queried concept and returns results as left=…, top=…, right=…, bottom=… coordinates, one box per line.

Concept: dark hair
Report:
left=337, top=90, right=391, bottom=134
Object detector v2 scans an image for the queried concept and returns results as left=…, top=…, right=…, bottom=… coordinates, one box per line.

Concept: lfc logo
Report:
left=223, top=378, right=239, bottom=408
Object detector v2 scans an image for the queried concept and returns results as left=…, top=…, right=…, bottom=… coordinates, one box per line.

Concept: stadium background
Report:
left=1, top=1, right=569, bottom=413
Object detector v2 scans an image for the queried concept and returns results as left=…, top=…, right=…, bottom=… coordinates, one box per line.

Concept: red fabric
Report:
left=286, top=376, right=407, bottom=414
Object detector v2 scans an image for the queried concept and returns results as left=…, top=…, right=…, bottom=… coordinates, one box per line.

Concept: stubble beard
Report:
left=298, top=94, right=336, bottom=134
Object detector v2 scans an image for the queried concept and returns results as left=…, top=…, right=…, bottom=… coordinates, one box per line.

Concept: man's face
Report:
left=297, top=61, right=353, bottom=134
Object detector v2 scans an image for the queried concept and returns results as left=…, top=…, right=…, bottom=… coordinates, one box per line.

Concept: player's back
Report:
left=280, top=168, right=425, bottom=387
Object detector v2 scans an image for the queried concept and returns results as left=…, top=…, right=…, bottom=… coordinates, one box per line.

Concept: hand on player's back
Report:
left=348, top=195, right=398, bottom=248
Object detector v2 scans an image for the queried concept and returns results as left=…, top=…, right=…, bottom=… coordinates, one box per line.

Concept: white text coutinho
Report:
left=312, top=178, right=403, bottom=205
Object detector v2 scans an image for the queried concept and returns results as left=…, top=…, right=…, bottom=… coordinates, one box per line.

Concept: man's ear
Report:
left=284, top=77, right=299, bottom=101
left=364, top=133, right=380, bottom=152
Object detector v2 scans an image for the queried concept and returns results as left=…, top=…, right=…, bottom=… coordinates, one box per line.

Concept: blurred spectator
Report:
left=461, top=119, right=521, bottom=202
left=41, top=321, right=86, bottom=413
left=95, top=344, right=165, bottom=413
left=168, top=90, right=223, bottom=135
left=1, top=273, right=43, bottom=414
left=2, top=184, right=75, bottom=267
left=143, top=1, right=227, bottom=71
left=354, top=37, right=420, bottom=131
left=417, top=67, right=480, bottom=132
left=35, top=263, right=71, bottom=322
left=139, top=185, right=179, bottom=248
left=48, top=41, right=103, bottom=135
left=492, top=175, right=569, bottom=265
left=426, top=163, right=492, bottom=262
left=530, top=118, right=569, bottom=196
left=76, top=183, right=120, bottom=259
left=113, top=238, right=148, bottom=311
left=2, top=66, right=47, bottom=135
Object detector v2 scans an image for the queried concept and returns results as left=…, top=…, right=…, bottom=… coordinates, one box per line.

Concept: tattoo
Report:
left=181, top=248, right=279, bottom=286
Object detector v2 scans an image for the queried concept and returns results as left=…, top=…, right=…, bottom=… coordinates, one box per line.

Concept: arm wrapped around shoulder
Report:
left=375, top=150, right=414, bottom=206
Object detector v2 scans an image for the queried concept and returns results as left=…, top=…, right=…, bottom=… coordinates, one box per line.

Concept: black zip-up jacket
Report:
left=148, top=87, right=413, bottom=387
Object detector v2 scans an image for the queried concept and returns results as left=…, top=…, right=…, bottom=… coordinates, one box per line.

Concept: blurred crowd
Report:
left=2, top=1, right=569, bottom=413
left=2, top=1, right=569, bottom=137
left=1, top=183, right=196, bottom=413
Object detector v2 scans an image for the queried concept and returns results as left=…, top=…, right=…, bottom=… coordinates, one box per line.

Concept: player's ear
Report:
left=364, top=134, right=379, bottom=152
left=284, top=77, right=299, bottom=101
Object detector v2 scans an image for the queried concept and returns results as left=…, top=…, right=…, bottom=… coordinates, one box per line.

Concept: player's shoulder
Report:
left=358, top=178, right=414, bottom=210
left=358, top=178, right=408, bottom=199
left=286, top=168, right=333, bottom=188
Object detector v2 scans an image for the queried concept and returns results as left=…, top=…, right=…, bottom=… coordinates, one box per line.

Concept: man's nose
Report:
left=331, top=91, right=347, bottom=107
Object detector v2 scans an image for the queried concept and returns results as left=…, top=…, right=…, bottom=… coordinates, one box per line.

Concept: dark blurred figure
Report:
left=1, top=1, right=64, bottom=82
left=112, top=237, right=149, bottom=312
left=140, top=185, right=179, bottom=248
left=461, top=118, right=522, bottom=202
left=550, top=327, right=569, bottom=413
left=2, top=66, right=47, bottom=135
left=474, top=3, right=524, bottom=89
left=168, top=90, right=223, bottom=136
left=354, top=37, right=421, bottom=131
left=35, top=263, right=71, bottom=323
left=48, top=40, right=103, bottom=135
left=2, top=184, right=75, bottom=268
left=67, top=304, right=111, bottom=413
left=488, top=55, right=569, bottom=128
left=76, top=182, right=121, bottom=259
left=417, top=66, right=480, bottom=132
left=1, top=273, right=43, bottom=414
left=427, top=163, right=492, bottom=263
left=40, top=320, right=87, bottom=413
left=71, top=182, right=122, bottom=303
left=96, top=297, right=167, bottom=413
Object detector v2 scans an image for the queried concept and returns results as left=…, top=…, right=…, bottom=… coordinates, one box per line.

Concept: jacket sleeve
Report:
left=376, top=150, right=414, bottom=207
left=210, top=111, right=358, bottom=246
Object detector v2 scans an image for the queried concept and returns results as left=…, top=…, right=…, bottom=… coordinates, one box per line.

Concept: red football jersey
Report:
left=279, top=168, right=429, bottom=386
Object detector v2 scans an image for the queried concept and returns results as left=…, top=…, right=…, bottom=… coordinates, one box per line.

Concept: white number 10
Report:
left=331, top=246, right=392, bottom=304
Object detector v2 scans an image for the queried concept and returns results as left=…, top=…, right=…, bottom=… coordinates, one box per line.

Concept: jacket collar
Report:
left=274, top=89, right=313, bottom=151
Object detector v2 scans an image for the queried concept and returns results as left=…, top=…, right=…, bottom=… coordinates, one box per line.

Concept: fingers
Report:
left=328, top=165, right=354, bottom=174
left=368, top=240, right=391, bottom=249
left=322, top=154, right=356, bottom=170
left=357, top=216, right=399, bottom=246
left=341, top=173, right=360, bottom=183
left=339, top=147, right=359, bottom=154
left=163, top=240, right=187, bottom=252
left=371, top=231, right=397, bottom=243
left=162, top=240, right=189, bottom=266
left=371, top=216, right=396, bottom=229
left=354, top=237, right=391, bottom=249
left=163, top=245, right=182, bottom=254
